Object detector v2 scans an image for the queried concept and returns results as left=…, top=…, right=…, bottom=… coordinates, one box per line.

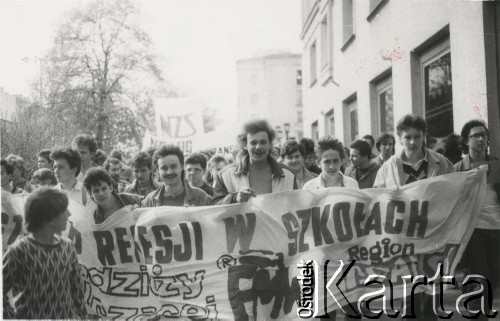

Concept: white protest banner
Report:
left=1, top=170, right=487, bottom=319
left=154, top=97, right=205, bottom=154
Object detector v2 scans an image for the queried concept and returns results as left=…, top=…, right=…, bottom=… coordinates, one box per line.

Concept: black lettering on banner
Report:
left=94, top=230, right=116, bottom=266
left=296, top=209, right=311, bottom=253
left=311, top=206, right=334, bottom=246
left=282, top=212, right=299, bottom=256
left=109, top=272, right=141, bottom=297
left=108, top=306, right=138, bottom=320
left=137, top=226, right=153, bottom=264
left=174, top=223, right=192, bottom=262
left=151, top=225, right=173, bottom=264
left=151, top=276, right=179, bottom=298
left=192, top=222, right=203, bottom=260
left=128, top=226, right=142, bottom=263
left=115, top=227, right=133, bottom=264
left=227, top=252, right=300, bottom=320
left=176, top=271, right=205, bottom=299
left=333, top=202, right=353, bottom=242
left=353, top=202, right=365, bottom=237
left=364, top=202, right=382, bottom=236
left=223, top=213, right=256, bottom=253
left=385, top=200, right=405, bottom=234
left=407, top=200, right=428, bottom=238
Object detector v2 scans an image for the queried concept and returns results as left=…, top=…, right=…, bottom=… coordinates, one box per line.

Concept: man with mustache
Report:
left=212, top=119, right=297, bottom=204
left=141, top=145, right=211, bottom=207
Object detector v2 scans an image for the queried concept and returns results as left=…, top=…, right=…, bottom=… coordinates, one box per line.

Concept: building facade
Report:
left=0, top=87, right=29, bottom=122
left=300, top=0, right=500, bottom=155
left=236, top=53, right=303, bottom=142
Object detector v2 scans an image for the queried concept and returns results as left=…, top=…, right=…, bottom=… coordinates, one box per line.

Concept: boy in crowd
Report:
left=344, top=140, right=380, bottom=189
left=31, top=168, right=57, bottom=189
left=300, top=137, right=322, bottom=175
left=454, top=119, right=499, bottom=320
left=281, top=140, right=317, bottom=189
left=212, top=119, right=296, bottom=204
left=142, top=145, right=211, bottom=207
left=124, top=151, right=161, bottom=197
left=3, top=188, right=86, bottom=319
left=71, top=134, right=98, bottom=183
left=1, top=158, right=25, bottom=194
left=50, top=148, right=88, bottom=205
left=205, top=154, right=228, bottom=188
left=185, top=153, right=214, bottom=196
left=373, top=133, right=396, bottom=167
left=37, top=149, right=54, bottom=169
left=374, top=114, right=454, bottom=320
left=303, top=136, right=358, bottom=189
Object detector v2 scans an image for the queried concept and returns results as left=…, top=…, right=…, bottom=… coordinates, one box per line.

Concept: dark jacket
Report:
left=344, top=161, right=380, bottom=189
left=141, top=180, right=212, bottom=207
left=123, top=178, right=161, bottom=197
left=93, top=192, right=142, bottom=224
left=212, top=155, right=297, bottom=205
left=454, top=154, right=500, bottom=202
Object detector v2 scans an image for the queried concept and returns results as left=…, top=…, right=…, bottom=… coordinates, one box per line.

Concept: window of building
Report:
left=370, top=73, right=393, bottom=136
left=413, top=37, right=453, bottom=140
left=311, top=121, right=319, bottom=142
left=251, top=94, right=258, bottom=106
left=321, top=16, right=329, bottom=69
left=342, top=0, right=354, bottom=46
left=343, top=96, right=358, bottom=145
left=296, top=70, right=302, bottom=85
left=367, top=0, right=388, bottom=21
left=297, top=110, right=303, bottom=124
left=310, top=42, right=317, bottom=85
left=324, top=109, right=334, bottom=136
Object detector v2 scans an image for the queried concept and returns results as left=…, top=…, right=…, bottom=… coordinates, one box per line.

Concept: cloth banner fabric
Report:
left=1, top=170, right=486, bottom=320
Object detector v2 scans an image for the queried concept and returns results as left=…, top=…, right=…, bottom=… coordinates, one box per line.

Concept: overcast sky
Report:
left=0, top=0, right=302, bottom=125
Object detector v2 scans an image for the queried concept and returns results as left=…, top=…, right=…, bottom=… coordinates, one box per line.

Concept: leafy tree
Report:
left=42, top=0, right=167, bottom=150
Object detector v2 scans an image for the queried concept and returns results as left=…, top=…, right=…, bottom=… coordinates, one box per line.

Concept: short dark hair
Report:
left=37, top=149, right=53, bottom=164
left=93, top=149, right=107, bottom=166
left=25, top=187, right=68, bottom=233
left=350, top=140, right=372, bottom=158
left=237, top=119, right=275, bottom=155
left=460, top=119, right=489, bottom=154
left=281, top=140, right=305, bottom=158
left=32, top=168, right=57, bottom=186
left=315, top=136, right=344, bottom=159
left=1, top=158, right=14, bottom=175
left=104, top=157, right=121, bottom=171
left=376, top=133, right=396, bottom=151
left=72, top=134, right=98, bottom=154
left=132, top=151, right=152, bottom=170
left=109, top=150, right=123, bottom=161
left=185, top=153, right=207, bottom=170
left=5, top=154, right=27, bottom=177
left=154, top=145, right=184, bottom=166
left=50, top=148, right=81, bottom=177
left=396, top=114, right=427, bottom=137
left=300, top=138, right=316, bottom=155
left=362, top=135, right=375, bottom=147
left=209, top=155, right=227, bottom=168
left=83, top=167, right=114, bottom=194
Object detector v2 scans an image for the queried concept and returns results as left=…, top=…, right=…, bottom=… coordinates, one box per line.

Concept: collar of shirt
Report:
left=400, top=148, right=428, bottom=169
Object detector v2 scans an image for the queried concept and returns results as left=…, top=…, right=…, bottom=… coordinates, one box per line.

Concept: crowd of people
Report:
left=1, top=114, right=498, bottom=320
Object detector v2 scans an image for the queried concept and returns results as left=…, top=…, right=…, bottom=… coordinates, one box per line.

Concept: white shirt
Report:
left=56, top=181, right=87, bottom=205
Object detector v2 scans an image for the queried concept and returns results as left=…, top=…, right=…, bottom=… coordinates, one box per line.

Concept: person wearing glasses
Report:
left=454, top=119, right=499, bottom=320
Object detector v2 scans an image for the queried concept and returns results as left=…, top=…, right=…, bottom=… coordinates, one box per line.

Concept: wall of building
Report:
left=237, top=53, right=303, bottom=141
left=301, top=0, right=488, bottom=150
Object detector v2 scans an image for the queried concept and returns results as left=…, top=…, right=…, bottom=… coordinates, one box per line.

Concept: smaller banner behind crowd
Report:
left=1, top=170, right=486, bottom=320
